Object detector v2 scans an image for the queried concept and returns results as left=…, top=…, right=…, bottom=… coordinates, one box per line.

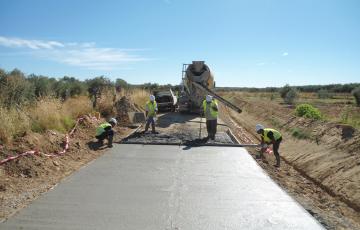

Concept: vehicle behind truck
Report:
left=154, top=89, right=177, bottom=112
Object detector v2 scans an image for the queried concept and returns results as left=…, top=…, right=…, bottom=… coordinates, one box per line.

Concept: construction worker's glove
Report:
left=259, top=144, right=268, bottom=152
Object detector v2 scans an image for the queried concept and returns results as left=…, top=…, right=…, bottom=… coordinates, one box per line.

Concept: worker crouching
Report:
left=202, top=95, right=218, bottom=141
left=256, top=124, right=282, bottom=168
left=95, top=118, right=117, bottom=148
left=145, top=95, right=158, bottom=133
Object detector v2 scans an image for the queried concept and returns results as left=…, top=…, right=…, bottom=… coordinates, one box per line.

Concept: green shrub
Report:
left=295, top=104, right=322, bottom=120
left=279, top=84, right=291, bottom=99
left=62, top=116, right=76, bottom=131
left=0, top=69, right=35, bottom=107
left=352, top=87, right=360, bottom=106
left=284, top=88, right=298, bottom=104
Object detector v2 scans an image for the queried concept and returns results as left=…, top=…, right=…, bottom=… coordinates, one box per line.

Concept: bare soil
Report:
left=219, top=93, right=360, bottom=230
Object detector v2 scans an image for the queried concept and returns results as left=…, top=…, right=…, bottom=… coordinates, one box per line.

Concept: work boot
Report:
left=107, top=135, right=113, bottom=148
left=144, top=123, right=149, bottom=133
left=274, top=155, right=280, bottom=168
left=97, top=139, right=104, bottom=146
left=151, top=124, right=156, bottom=134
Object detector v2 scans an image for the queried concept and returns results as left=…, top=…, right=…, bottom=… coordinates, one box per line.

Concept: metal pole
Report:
left=199, top=116, right=202, bottom=139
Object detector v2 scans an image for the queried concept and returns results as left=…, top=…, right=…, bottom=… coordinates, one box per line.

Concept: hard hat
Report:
left=206, top=95, right=213, bottom=102
left=109, top=118, right=117, bottom=125
left=255, top=124, right=264, bottom=132
left=150, top=95, right=155, bottom=101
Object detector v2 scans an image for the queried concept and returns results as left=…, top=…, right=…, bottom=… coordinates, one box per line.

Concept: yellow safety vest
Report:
left=262, top=128, right=282, bottom=143
left=96, top=123, right=111, bottom=136
left=146, top=101, right=157, bottom=117
left=202, top=99, right=218, bottom=119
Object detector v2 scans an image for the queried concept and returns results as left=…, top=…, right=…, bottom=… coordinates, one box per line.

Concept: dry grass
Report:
left=29, top=98, right=71, bottom=133
left=127, top=88, right=149, bottom=109
left=94, top=88, right=148, bottom=120
left=0, top=96, right=93, bottom=144
left=29, top=96, right=93, bottom=133
left=63, top=96, right=93, bottom=118
left=221, top=90, right=360, bottom=129
left=0, top=89, right=148, bottom=144
left=0, top=107, right=30, bottom=144
left=97, top=90, right=116, bottom=118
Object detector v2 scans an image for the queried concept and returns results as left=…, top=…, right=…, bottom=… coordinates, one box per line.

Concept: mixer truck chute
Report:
left=178, top=61, right=242, bottom=113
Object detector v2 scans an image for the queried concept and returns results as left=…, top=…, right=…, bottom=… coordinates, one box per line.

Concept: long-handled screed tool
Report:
left=199, top=115, right=202, bottom=139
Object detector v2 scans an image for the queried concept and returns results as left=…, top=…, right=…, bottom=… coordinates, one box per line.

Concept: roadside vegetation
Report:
left=295, top=104, right=322, bottom=120
left=0, top=68, right=177, bottom=144
left=218, top=83, right=360, bottom=130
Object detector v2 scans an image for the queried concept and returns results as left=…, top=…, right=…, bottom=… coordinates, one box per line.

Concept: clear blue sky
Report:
left=0, top=0, right=359, bottom=87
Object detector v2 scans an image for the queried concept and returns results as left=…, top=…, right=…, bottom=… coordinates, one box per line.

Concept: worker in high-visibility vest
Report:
left=202, top=95, right=218, bottom=141
left=144, top=95, right=158, bottom=133
left=255, top=124, right=282, bottom=167
left=95, top=118, right=117, bottom=148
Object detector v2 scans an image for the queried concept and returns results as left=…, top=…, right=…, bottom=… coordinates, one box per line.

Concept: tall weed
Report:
left=128, top=88, right=149, bottom=109
left=0, top=107, right=30, bottom=143
left=29, top=97, right=93, bottom=133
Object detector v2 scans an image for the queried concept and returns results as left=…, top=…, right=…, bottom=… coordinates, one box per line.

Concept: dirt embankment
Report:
left=219, top=95, right=360, bottom=229
left=115, top=96, right=143, bottom=125
left=0, top=96, right=141, bottom=221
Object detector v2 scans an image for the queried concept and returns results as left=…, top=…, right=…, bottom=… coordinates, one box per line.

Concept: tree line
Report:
left=0, top=68, right=179, bottom=108
left=216, top=83, right=360, bottom=93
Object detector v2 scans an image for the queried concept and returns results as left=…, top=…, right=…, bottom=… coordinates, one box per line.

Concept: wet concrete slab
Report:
left=1, top=145, right=324, bottom=230
left=122, top=131, right=234, bottom=145
left=122, top=112, right=234, bottom=145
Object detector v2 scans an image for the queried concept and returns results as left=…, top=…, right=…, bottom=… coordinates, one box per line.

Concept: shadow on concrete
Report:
left=87, top=141, right=108, bottom=151
left=182, top=138, right=208, bottom=150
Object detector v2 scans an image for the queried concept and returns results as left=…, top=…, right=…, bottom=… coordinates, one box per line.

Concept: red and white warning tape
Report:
left=265, top=147, right=273, bottom=154
left=0, top=116, right=95, bottom=166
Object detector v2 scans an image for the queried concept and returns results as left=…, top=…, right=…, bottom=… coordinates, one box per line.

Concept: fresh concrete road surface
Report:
left=1, top=145, right=324, bottom=229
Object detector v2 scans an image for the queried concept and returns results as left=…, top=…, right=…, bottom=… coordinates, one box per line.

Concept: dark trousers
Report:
left=273, top=137, right=282, bottom=166
left=206, top=119, right=217, bottom=140
left=145, top=116, right=155, bottom=133
left=95, top=130, right=114, bottom=145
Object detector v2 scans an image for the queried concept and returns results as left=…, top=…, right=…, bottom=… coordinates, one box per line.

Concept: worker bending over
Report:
left=95, top=118, right=117, bottom=148
left=145, top=95, right=158, bottom=133
left=255, top=124, right=282, bottom=168
left=202, top=95, right=218, bottom=141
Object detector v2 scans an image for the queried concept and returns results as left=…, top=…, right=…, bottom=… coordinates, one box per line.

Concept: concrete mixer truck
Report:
left=178, top=61, right=242, bottom=114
